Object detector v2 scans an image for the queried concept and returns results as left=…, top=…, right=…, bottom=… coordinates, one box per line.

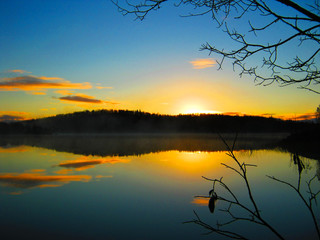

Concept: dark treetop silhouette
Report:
left=0, top=109, right=315, bottom=135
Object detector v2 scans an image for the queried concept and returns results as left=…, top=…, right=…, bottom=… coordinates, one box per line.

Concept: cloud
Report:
left=37, top=76, right=64, bottom=80
left=95, top=175, right=113, bottom=179
left=7, top=69, right=31, bottom=74
left=222, top=112, right=243, bottom=116
left=0, top=75, right=91, bottom=92
left=0, top=111, right=30, bottom=122
left=96, top=86, right=113, bottom=89
left=27, top=169, right=46, bottom=173
left=0, top=110, right=28, bottom=115
left=0, top=115, right=26, bottom=122
left=190, top=58, right=216, bottom=69
left=0, top=172, right=91, bottom=190
left=54, top=169, right=74, bottom=175
left=57, top=156, right=130, bottom=171
left=295, top=113, right=316, bottom=121
left=29, top=91, right=46, bottom=95
left=57, top=94, right=119, bottom=105
left=261, top=113, right=276, bottom=117
left=58, top=94, right=103, bottom=104
left=279, top=112, right=317, bottom=121
left=54, top=90, right=74, bottom=95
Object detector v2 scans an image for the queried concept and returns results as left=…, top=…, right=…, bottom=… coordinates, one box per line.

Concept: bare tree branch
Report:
left=188, top=136, right=320, bottom=239
left=113, top=0, right=320, bottom=93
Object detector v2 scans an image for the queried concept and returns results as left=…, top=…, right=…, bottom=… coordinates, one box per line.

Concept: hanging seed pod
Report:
left=208, top=193, right=217, bottom=213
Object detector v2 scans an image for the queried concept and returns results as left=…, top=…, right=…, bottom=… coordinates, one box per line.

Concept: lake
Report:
left=0, top=134, right=319, bottom=240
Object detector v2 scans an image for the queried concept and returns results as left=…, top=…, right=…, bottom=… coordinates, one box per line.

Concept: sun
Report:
left=183, top=109, right=221, bottom=115
left=181, top=104, right=221, bottom=115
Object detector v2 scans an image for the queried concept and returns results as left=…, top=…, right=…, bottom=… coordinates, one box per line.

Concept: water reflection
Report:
left=187, top=147, right=320, bottom=239
left=55, top=156, right=130, bottom=171
left=0, top=145, right=30, bottom=153
left=0, top=136, right=318, bottom=240
left=0, top=172, right=91, bottom=192
left=191, top=198, right=210, bottom=206
left=0, top=133, right=287, bottom=157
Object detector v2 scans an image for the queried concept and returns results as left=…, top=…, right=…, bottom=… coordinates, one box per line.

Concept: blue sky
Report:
left=0, top=0, right=319, bottom=120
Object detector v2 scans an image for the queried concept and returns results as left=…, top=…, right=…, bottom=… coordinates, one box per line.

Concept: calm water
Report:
left=0, top=135, right=319, bottom=240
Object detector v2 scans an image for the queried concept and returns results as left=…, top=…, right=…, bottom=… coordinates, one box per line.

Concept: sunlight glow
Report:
left=179, top=101, right=222, bottom=115
left=182, top=107, right=221, bottom=115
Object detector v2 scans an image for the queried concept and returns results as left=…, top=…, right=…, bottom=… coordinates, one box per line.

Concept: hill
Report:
left=0, top=109, right=316, bottom=135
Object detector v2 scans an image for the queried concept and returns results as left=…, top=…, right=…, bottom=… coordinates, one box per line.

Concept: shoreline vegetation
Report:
left=0, top=109, right=317, bottom=135
left=0, top=109, right=318, bottom=160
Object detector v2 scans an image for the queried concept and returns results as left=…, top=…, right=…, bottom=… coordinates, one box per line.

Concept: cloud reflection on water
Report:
left=191, top=198, right=210, bottom=206
left=0, top=172, right=91, bottom=193
left=0, top=146, right=30, bottom=153
left=56, top=156, right=130, bottom=171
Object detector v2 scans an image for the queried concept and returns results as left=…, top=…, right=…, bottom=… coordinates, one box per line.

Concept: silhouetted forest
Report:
left=0, top=109, right=317, bottom=135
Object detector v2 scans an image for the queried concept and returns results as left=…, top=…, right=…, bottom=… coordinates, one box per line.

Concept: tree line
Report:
left=0, top=109, right=316, bottom=135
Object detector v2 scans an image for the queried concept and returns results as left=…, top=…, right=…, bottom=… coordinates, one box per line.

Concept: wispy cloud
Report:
left=96, top=83, right=113, bottom=90
left=28, top=169, right=46, bottom=173
left=54, top=90, right=74, bottom=95
left=0, top=75, right=91, bottom=92
left=0, top=111, right=30, bottom=122
left=295, top=113, right=316, bottom=121
left=190, top=58, right=216, bottom=69
left=7, top=69, right=31, bottom=74
left=222, top=112, right=243, bottom=116
left=29, top=91, right=46, bottom=95
left=0, top=115, right=26, bottom=122
left=95, top=175, right=113, bottom=179
left=261, top=113, right=276, bottom=117
left=54, top=169, right=74, bottom=175
left=0, top=111, right=28, bottom=115
left=58, top=94, right=103, bottom=104
left=279, top=112, right=317, bottom=121
left=56, top=156, right=130, bottom=171
left=37, top=76, right=64, bottom=80
left=224, top=112, right=317, bottom=121
left=57, top=94, right=119, bottom=105
left=96, top=86, right=113, bottom=89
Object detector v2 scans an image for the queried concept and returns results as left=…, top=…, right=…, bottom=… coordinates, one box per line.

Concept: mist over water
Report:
left=0, top=133, right=288, bottom=157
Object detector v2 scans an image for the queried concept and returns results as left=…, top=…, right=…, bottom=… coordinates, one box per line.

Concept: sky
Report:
left=0, top=0, right=319, bottom=121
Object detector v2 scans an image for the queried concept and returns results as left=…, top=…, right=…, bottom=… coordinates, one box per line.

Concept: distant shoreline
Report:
left=1, top=110, right=315, bottom=135
left=0, top=132, right=290, bottom=139
left=1, top=132, right=319, bottom=160
left=0, top=132, right=289, bottom=157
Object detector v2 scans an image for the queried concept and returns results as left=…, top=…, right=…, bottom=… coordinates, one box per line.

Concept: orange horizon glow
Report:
left=1, top=69, right=318, bottom=122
